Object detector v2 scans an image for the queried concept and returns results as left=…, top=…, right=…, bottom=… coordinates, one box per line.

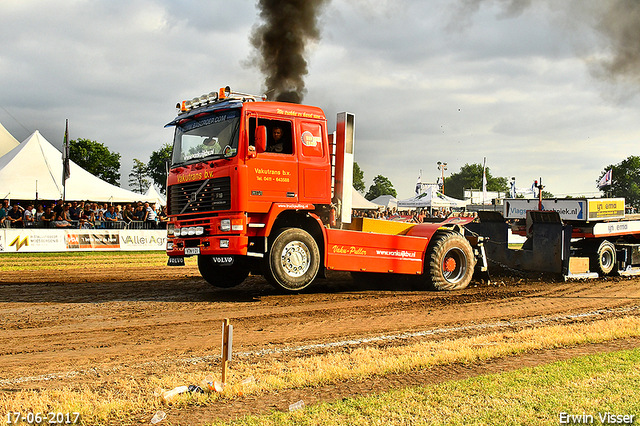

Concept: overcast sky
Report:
left=1, top=0, right=639, bottom=199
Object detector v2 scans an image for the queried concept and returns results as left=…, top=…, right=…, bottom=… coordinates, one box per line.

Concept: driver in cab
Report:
left=266, top=126, right=284, bottom=153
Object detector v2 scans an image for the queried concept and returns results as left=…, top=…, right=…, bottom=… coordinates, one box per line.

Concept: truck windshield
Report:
left=172, top=109, right=240, bottom=166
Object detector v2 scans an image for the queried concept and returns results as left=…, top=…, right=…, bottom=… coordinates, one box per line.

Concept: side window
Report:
left=248, top=117, right=293, bottom=154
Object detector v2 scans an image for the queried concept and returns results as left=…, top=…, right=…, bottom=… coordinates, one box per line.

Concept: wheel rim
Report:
left=442, top=248, right=467, bottom=283
left=280, top=241, right=310, bottom=278
left=600, top=249, right=614, bottom=269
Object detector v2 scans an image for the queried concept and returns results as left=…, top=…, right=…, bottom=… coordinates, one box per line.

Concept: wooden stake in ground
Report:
left=221, top=318, right=233, bottom=384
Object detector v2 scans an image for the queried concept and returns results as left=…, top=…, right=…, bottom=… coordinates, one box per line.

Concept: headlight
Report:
left=220, top=219, right=231, bottom=232
left=220, top=239, right=229, bottom=248
left=167, top=223, right=175, bottom=236
left=195, top=226, right=204, bottom=236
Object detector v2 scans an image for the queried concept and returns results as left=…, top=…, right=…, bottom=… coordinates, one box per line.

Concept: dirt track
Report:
left=2, top=265, right=640, bottom=423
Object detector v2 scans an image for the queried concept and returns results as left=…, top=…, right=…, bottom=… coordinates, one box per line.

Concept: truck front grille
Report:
left=169, top=176, right=231, bottom=215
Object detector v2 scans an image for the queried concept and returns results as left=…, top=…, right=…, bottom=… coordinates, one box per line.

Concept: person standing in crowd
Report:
left=41, top=206, right=55, bottom=227
left=35, top=204, right=45, bottom=225
left=23, top=204, right=35, bottom=227
left=68, top=201, right=81, bottom=222
left=144, top=202, right=157, bottom=228
left=0, top=200, right=7, bottom=227
left=122, top=204, right=134, bottom=226
left=103, top=205, right=118, bottom=228
left=7, top=204, right=24, bottom=228
left=52, top=199, right=64, bottom=218
left=134, top=203, right=145, bottom=221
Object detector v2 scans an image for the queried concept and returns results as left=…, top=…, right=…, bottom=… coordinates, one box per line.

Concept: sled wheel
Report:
left=264, top=228, right=320, bottom=292
left=427, top=232, right=475, bottom=291
left=198, top=255, right=249, bottom=288
left=591, top=240, right=616, bottom=276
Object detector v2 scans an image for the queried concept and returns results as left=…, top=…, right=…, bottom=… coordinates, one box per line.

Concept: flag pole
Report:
left=482, top=157, right=487, bottom=205
left=62, top=119, right=70, bottom=202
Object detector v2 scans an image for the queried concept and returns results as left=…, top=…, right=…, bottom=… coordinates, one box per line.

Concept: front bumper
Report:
left=166, top=235, right=249, bottom=257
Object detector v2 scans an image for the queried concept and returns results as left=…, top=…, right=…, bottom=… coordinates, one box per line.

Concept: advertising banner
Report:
left=504, top=199, right=587, bottom=220
left=587, top=199, right=625, bottom=220
left=0, top=229, right=167, bottom=253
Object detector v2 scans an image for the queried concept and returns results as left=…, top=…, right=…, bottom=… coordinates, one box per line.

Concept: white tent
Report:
left=352, top=189, right=380, bottom=210
left=0, top=122, right=19, bottom=158
left=397, top=187, right=467, bottom=209
left=0, top=130, right=157, bottom=203
left=369, top=194, right=398, bottom=209
left=145, top=185, right=166, bottom=206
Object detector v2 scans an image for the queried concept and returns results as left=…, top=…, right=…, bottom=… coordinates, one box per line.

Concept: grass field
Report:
left=2, top=316, right=639, bottom=425
left=211, top=348, right=640, bottom=426
left=2, top=252, right=639, bottom=425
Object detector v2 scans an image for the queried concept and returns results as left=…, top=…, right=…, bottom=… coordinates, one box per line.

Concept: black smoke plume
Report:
left=449, top=0, right=640, bottom=88
left=593, top=0, right=640, bottom=85
left=250, top=0, right=330, bottom=103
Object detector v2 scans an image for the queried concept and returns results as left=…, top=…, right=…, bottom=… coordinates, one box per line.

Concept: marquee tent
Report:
left=0, top=122, right=19, bottom=158
left=0, top=130, right=157, bottom=203
left=352, top=188, right=380, bottom=210
left=369, top=194, right=398, bottom=209
left=145, top=185, right=166, bottom=206
left=397, top=187, right=467, bottom=209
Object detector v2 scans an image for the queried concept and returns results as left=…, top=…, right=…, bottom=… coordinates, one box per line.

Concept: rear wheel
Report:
left=590, top=240, right=616, bottom=276
left=426, top=232, right=475, bottom=291
left=263, top=228, right=320, bottom=292
left=198, top=255, right=249, bottom=288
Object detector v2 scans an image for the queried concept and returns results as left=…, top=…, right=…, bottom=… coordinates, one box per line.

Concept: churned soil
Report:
left=1, top=264, right=640, bottom=424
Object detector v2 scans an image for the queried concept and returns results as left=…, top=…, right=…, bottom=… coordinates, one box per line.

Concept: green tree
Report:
left=353, top=162, right=365, bottom=193
left=129, top=159, right=150, bottom=194
left=444, top=163, right=508, bottom=199
left=147, top=143, right=172, bottom=195
left=598, top=155, right=640, bottom=209
left=365, top=175, right=397, bottom=200
left=69, top=138, right=121, bottom=185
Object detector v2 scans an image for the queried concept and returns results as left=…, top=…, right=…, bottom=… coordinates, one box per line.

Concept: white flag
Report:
left=597, top=169, right=612, bottom=189
left=415, top=174, right=422, bottom=195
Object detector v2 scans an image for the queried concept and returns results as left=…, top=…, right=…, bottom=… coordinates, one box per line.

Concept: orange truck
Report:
left=165, top=87, right=488, bottom=292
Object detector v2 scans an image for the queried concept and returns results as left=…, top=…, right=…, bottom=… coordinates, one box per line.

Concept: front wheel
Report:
left=263, top=228, right=320, bottom=292
left=426, top=232, right=476, bottom=291
left=198, top=255, right=249, bottom=288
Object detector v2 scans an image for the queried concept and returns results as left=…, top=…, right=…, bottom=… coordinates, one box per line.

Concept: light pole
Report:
left=437, top=161, right=447, bottom=194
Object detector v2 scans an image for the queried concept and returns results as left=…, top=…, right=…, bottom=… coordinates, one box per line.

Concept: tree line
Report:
left=68, top=139, right=171, bottom=194
left=69, top=138, right=640, bottom=208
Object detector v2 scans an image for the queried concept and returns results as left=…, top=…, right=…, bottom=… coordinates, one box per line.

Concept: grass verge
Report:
left=1, top=316, right=639, bottom=424
left=0, top=251, right=196, bottom=271
left=213, top=348, right=640, bottom=426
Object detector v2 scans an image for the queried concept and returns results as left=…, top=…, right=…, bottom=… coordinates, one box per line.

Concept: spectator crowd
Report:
left=352, top=207, right=477, bottom=223
left=0, top=199, right=167, bottom=229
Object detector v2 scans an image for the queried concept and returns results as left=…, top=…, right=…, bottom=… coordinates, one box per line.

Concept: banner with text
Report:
left=0, top=229, right=167, bottom=253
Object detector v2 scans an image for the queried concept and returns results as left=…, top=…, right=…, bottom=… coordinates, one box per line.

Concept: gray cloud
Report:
left=1, top=0, right=639, bottom=200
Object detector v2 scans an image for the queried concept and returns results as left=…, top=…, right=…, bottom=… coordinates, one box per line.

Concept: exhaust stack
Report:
left=333, top=112, right=355, bottom=225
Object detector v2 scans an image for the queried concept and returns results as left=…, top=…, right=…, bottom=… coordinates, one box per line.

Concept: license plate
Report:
left=167, top=256, right=185, bottom=266
left=211, top=256, right=234, bottom=265
left=185, top=247, right=200, bottom=255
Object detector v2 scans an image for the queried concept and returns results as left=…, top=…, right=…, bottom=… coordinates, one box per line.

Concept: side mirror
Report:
left=255, top=125, right=267, bottom=153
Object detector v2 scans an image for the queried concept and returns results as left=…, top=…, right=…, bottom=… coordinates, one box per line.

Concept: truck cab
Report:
left=166, top=87, right=485, bottom=292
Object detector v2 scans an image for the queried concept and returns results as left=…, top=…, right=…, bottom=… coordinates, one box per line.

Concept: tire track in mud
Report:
left=1, top=268, right=640, bottom=390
